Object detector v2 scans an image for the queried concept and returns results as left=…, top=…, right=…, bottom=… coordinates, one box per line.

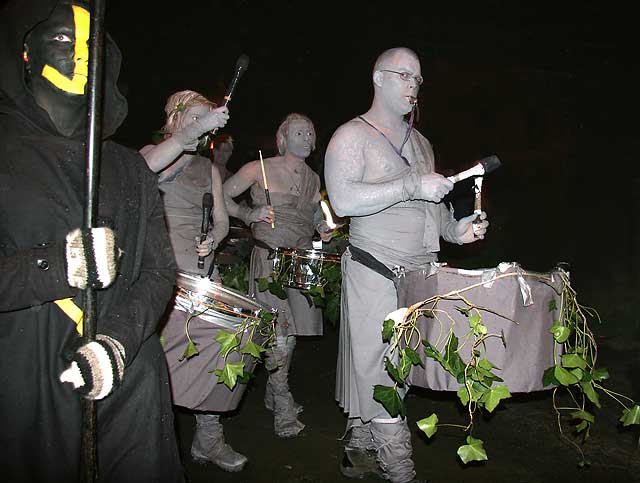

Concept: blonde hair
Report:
left=276, top=113, right=316, bottom=155
left=162, top=90, right=216, bottom=134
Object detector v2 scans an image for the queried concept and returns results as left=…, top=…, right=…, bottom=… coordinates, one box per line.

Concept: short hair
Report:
left=275, top=113, right=316, bottom=155
left=373, top=47, right=419, bottom=73
left=162, top=90, right=216, bottom=134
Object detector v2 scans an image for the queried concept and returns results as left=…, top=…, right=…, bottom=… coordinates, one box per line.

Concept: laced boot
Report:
left=371, top=418, right=419, bottom=483
left=264, top=335, right=303, bottom=414
left=191, top=414, right=248, bottom=472
left=340, top=422, right=383, bottom=480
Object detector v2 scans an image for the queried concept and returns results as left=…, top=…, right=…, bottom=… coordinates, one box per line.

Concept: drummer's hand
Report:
left=455, top=211, right=489, bottom=244
left=195, top=235, right=217, bottom=257
left=249, top=205, right=275, bottom=225
left=317, top=221, right=334, bottom=242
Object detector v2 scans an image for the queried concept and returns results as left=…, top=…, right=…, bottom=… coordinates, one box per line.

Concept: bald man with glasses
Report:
left=325, top=47, right=489, bottom=483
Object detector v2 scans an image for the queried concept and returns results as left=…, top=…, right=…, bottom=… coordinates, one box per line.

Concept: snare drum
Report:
left=271, top=247, right=341, bottom=290
left=175, top=270, right=275, bottom=329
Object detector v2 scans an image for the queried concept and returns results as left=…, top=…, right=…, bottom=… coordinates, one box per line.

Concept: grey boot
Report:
left=191, top=414, right=248, bottom=472
left=265, top=337, right=305, bottom=438
left=371, top=418, right=417, bottom=483
left=264, top=335, right=303, bottom=414
left=340, top=421, right=383, bottom=480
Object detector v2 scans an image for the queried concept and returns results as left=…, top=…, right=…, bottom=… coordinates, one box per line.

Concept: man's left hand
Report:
left=455, top=211, right=489, bottom=244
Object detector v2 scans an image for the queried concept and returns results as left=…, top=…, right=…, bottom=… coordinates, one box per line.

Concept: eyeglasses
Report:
left=379, top=69, right=423, bottom=86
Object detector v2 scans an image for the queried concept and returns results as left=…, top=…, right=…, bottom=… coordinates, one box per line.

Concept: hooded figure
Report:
left=0, top=1, right=183, bottom=481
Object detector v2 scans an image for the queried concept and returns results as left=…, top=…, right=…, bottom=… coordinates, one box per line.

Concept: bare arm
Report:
left=222, top=162, right=273, bottom=225
left=324, top=123, right=407, bottom=217
left=139, top=138, right=185, bottom=180
left=210, top=164, right=229, bottom=247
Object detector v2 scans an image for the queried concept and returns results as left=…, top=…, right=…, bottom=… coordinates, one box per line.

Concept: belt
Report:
left=348, top=245, right=396, bottom=281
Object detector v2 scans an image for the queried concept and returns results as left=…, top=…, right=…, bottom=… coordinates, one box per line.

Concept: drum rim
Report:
left=273, top=246, right=340, bottom=262
left=175, top=271, right=276, bottom=314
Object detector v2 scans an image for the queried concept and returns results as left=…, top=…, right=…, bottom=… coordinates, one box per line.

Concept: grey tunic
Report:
left=159, top=156, right=254, bottom=412
left=247, top=162, right=323, bottom=337
left=335, top=127, right=460, bottom=422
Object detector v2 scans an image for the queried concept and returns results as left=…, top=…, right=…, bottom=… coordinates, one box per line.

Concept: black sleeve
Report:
left=0, top=242, right=77, bottom=311
left=98, top=174, right=176, bottom=363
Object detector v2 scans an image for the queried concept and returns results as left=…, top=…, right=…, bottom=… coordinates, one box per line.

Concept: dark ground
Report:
left=173, top=321, right=640, bottom=483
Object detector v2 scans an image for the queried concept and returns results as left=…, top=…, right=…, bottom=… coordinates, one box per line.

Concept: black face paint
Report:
left=26, top=3, right=89, bottom=96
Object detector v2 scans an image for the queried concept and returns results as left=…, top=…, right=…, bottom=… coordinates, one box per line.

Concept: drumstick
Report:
left=259, top=150, right=275, bottom=229
left=472, top=176, right=483, bottom=237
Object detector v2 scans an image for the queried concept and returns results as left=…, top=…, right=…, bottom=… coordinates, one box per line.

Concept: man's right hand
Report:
left=417, top=173, right=454, bottom=202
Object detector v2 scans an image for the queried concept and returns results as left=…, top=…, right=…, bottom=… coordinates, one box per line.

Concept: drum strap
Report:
left=54, top=298, right=84, bottom=335
left=349, top=245, right=396, bottom=281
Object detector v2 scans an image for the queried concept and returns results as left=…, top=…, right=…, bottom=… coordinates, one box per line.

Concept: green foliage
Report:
left=457, top=436, right=488, bottom=464
left=219, top=262, right=249, bottom=293
left=619, top=405, right=640, bottom=426
left=178, top=340, right=199, bottom=361
left=382, top=318, right=395, bottom=343
left=215, top=330, right=240, bottom=358
left=212, top=361, right=245, bottom=390
left=373, top=385, right=405, bottom=418
left=416, top=414, right=439, bottom=438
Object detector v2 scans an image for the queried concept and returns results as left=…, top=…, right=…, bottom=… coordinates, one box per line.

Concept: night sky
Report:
left=8, top=1, right=640, bottom=328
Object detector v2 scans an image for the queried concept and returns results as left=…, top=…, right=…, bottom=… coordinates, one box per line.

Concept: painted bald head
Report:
left=372, top=47, right=422, bottom=115
left=373, top=47, right=420, bottom=74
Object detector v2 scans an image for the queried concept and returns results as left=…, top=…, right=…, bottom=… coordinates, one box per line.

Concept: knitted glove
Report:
left=59, top=334, right=125, bottom=400
left=65, top=227, right=119, bottom=289
left=172, top=106, right=229, bottom=151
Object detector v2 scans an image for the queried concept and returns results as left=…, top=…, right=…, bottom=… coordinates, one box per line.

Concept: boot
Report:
left=265, top=337, right=305, bottom=438
left=264, top=335, right=303, bottom=414
left=340, top=421, right=383, bottom=480
left=191, top=414, right=248, bottom=472
left=371, top=418, right=417, bottom=483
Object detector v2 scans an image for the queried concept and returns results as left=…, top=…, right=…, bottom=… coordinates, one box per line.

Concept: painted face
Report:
left=378, top=52, right=421, bottom=115
left=285, top=119, right=315, bottom=159
left=181, top=104, right=212, bottom=131
left=26, top=3, right=90, bottom=96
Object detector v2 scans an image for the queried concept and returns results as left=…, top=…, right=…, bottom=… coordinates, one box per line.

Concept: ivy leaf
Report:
left=478, top=359, right=500, bottom=371
left=268, top=281, right=287, bottom=300
left=571, top=410, right=595, bottom=424
left=373, top=385, right=405, bottom=418
left=416, top=414, right=439, bottom=438
left=580, top=381, right=601, bottom=408
left=548, top=298, right=557, bottom=311
left=575, top=420, right=589, bottom=433
left=562, top=353, right=587, bottom=370
left=384, top=357, right=405, bottom=386
left=259, top=310, right=275, bottom=324
left=443, top=335, right=466, bottom=381
left=398, top=350, right=413, bottom=380
left=542, top=366, right=559, bottom=387
left=480, top=385, right=512, bottom=413
left=256, top=277, right=270, bottom=292
left=403, top=347, right=424, bottom=368
left=468, top=313, right=487, bottom=336
left=550, top=321, right=571, bottom=343
left=457, top=435, right=488, bottom=464
left=423, top=341, right=443, bottom=364
left=159, top=335, right=166, bottom=348
left=214, top=330, right=240, bottom=357
left=240, top=340, right=266, bottom=360
left=457, top=385, right=470, bottom=406
left=382, top=319, right=395, bottom=343
left=554, top=366, right=580, bottom=386
left=324, top=295, right=340, bottom=326
left=592, top=368, right=610, bottom=381
left=212, top=361, right=245, bottom=389
left=178, top=340, right=199, bottom=361
left=619, top=405, right=640, bottom=426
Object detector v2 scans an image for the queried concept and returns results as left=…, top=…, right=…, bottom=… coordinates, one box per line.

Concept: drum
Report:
left=162, top=271, right=276, bottom=413
left=175, top=270, right=275, bottom=329
left=395, top=263, right=564, bottom=393
left=271, top=247, right=341, bottom=290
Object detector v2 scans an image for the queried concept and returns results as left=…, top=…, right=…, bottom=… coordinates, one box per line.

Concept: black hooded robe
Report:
left=0, top=1, right=184, bottom=481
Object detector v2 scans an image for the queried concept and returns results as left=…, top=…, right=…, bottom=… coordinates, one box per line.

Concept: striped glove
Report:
left=65, top=227, right=119, bottom=289
left=59, top=335, right=125, bottom=400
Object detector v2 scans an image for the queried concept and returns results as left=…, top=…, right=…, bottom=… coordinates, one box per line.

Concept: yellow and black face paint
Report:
left=41, top=5, right=89, bottom=95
